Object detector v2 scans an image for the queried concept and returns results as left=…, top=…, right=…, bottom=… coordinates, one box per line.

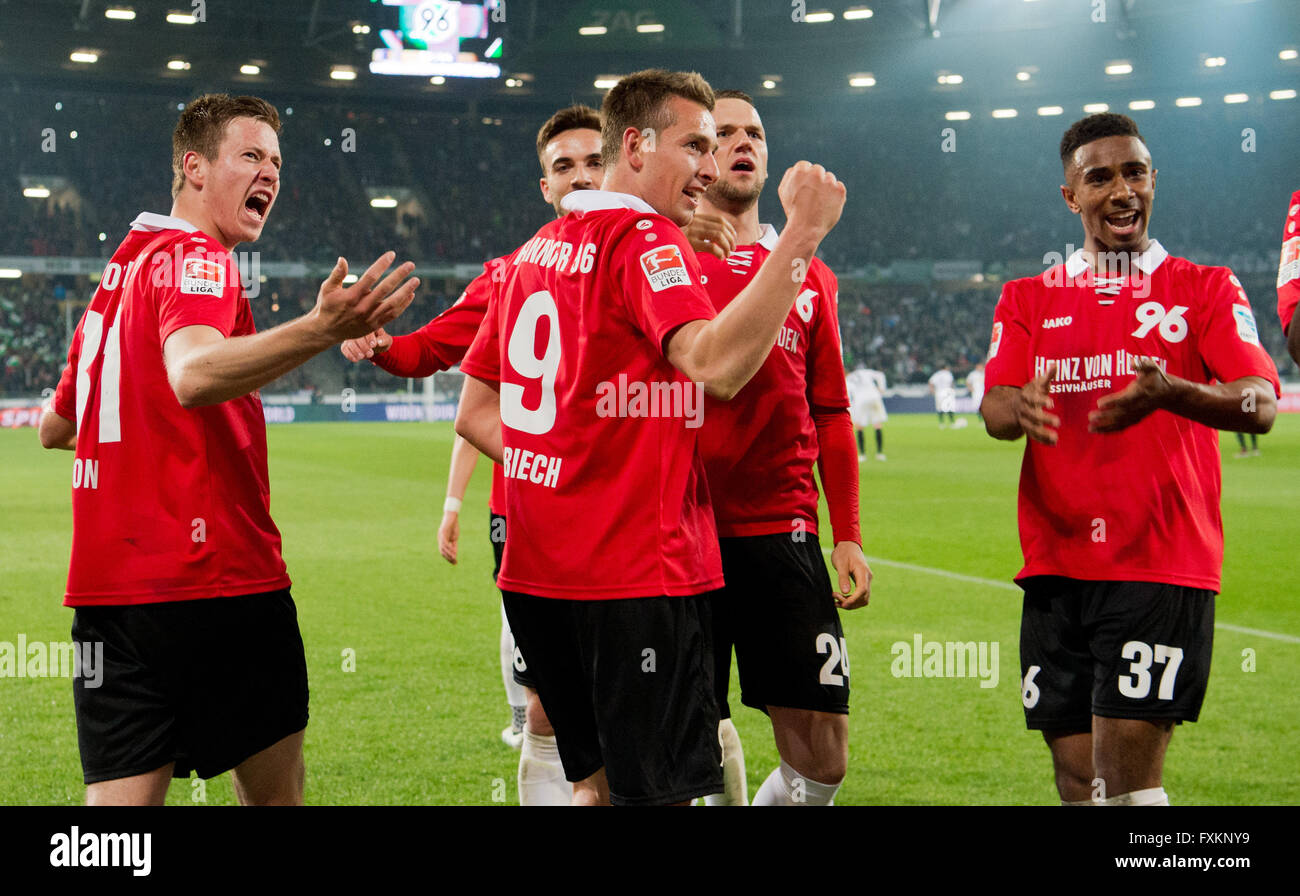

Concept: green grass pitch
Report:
left=2, top=414, right=1297, bottom=805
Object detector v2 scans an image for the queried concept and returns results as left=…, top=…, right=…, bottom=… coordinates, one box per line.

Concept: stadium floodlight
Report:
left=167, top=59, right=190, bottom=71
left=1223, top=93, right=1248, bottom=104
left=1083, top=103, right=1109, bottom=113
left=805, top=12, right=835, bottom=23
left=23, top=187, right=50, bottom=198
left=1270, top=89, right=1298, bottom=100
left=944, top=110, right=971, bottom=121
left=1204, top=56, right=1226, bottom=68
left=241, top=64, right=261, bottom=76
left=762, top=79, right=777, bottom=89
left=992, top=108, right=1018, bottom=119
left=1128, top=99, right=1155, bottom=110
left=1105, top=62, right=1133, bottom=75
left=937, top=73, right=964, bottom=85
left=98, top=232, right=107, bottom=242
left=1037, top=106, right=1063, bottom=116
left=69, top=50, right=100, bottom=64
left=593, top=76, right=620, bottom=89
left=636, top=23, right=665, bottom=33
left=1281, top=49, right=1298, bottom=61
left=166, top=11, right=198, bottom=25
left=579, top=26, right=607, bottom=36
left=1017, top=71, right=1032, bottom=82
left=430, top=76, right=446, bottom=85
left=1175, top=96, right=1202, bottom=107
left=844, top=7, right=874, bottom=19
left=104, top=7, right=135, bottom=20
left=330, top=66, right=357, bottom=81
left=370, top=197, right=398, bottom=209
left=0, top=269, right=22, bottom=279
left=848, top=74, right=876, bottom=87
left=505, top=78, right=521, bottom=87
left=351, top=23, right=371, bottom=35
left=70, top=131, right=78, bottom=139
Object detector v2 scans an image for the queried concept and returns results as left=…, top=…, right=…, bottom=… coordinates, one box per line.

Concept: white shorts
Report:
left=936, top=391, right=956, bottom=414
left=850, top=398, right=887, bottom=427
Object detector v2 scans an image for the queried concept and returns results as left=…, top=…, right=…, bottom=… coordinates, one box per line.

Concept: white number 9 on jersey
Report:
left=501, top=290, right=561, bottom=435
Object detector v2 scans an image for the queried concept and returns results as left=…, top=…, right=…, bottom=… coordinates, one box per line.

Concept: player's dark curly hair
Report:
left=1059, top=113, right=1145, bottom=168
left=535, top=105, right=602, bottom=172
left=172, top=94, right=281, bottom=197
left=600, top=69, right=715, bottom=167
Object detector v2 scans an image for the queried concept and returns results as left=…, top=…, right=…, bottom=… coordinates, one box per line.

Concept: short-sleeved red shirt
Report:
left=460, top=190, right=723, bottom=600
left=53, top=213, right=290, bottom=605
left=984, top=242, right=1279, bottom=592
left=695, top=224, right=850, bottom=537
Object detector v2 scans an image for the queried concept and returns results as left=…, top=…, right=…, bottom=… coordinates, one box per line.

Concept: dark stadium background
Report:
left=1, top=0, right=1296, bottom=403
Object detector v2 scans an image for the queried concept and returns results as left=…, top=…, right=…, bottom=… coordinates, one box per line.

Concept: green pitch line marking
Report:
left=821, top=549, right=1300, bottom=644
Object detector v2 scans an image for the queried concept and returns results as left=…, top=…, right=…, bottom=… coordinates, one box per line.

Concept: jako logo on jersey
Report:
left=1042, top=316, right=1073, bottom=329
left=640, top=245, right=690, bottom=292
left=987, top=321, right=1003, bottom=359
left=180, top=258, right=225, bottom=296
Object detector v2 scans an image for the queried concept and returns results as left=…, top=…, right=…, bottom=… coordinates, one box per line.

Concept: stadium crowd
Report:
left=2, top=91, right=1294, bottom=397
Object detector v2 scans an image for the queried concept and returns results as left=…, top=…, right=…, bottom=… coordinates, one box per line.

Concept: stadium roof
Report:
left=1, top=0, right=1295, bottom=110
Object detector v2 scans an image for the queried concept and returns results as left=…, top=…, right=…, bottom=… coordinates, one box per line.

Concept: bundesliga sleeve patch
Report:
left=1233, top=304, right=1260, bottom=346
left=987, top=321, right=1003, bottom=359
left=180, top=257, right=226, bottom=296
left=1279, top=236, right=1300, bottom=288
left=639, top=245, right=691, bottom=292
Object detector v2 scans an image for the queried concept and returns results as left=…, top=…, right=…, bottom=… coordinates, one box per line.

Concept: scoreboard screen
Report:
left=369, top=0, right=504, bottom=79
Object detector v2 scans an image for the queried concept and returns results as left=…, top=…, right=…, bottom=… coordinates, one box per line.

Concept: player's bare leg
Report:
left=231, top=729, right=305, bottom=806
left=755, top=706, right=847, bottom=805
left=518, top=686, right=571, bottom=805
left=571, top=767, right=610, bottom=806
left=1092, top=716, right=1175, bottom=804
left=1043, top=729, right=1093, bottom=803
left=85, top=764, right=173, bottom=806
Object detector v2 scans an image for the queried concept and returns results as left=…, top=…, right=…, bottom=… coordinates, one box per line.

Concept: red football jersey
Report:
left=985, top=242, right=1280, bottom=591
left=52, top=213, right=290, bottom=605
left=695, top=225, right=851, bottom=537
left=1276, top=190, right=1300, bottom=334
left=460, top=190, right=723, bottom=600
left=374, top=261, right=505, bottom=514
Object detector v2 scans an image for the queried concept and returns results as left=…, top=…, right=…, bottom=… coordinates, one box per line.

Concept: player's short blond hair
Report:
left=600, top=69, right=715, bottom=167
left=535, top=105, right=602, bottom=172
left=171, top=94, right=281, bottom=198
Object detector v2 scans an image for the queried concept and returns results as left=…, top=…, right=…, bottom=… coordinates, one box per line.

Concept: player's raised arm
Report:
left=165, top=252, right=418, bottom=408
left=666, top=161, right=845, bottom=399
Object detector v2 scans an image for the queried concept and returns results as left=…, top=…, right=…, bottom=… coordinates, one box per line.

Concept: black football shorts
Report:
left=712, top=534, right=850, bottom=717
left=501, top=590, right=722, bottom=806
left=1019, top=576, right=1214, bottom=730
left=72, top=589, right=310, bottom=784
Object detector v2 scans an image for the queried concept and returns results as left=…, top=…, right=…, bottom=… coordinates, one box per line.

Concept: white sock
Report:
left=1095, top=786, right=1169, bottom=806
left=752, top=759, right=840, bottom=806
left=704, top=718, right=748, bottom=806
left=500, top=604, right=526, bottom=714
left=518, top=731, right=569, bottom=806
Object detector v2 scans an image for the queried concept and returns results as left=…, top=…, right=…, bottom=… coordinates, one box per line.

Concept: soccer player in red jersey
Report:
left=38, top=94, right=418, bottom=806
left=689, top=91, right=870, bottom=806
left=1276, top=189, right=1300, bottom=364
left=340, top=104, right=606, bottom=806
left=981, top=113, right=1278, bottom=805
left=456, top=69, right=846, bottom=805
